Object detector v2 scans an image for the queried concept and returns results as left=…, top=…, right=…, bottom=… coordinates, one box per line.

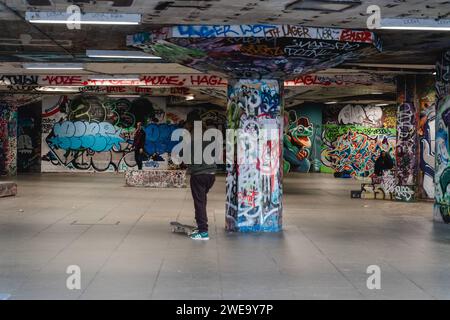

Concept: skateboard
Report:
left=170, top=221, right=197, bottom=236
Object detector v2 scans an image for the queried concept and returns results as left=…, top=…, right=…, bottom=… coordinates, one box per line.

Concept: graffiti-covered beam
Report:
left=127, top=24, right=382, bottom=79
left=0, top=74, right=227, bottom=89
left=0, top=73, right=393, bottom=93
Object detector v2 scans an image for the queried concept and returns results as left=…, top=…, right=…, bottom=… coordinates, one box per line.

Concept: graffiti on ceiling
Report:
left=128, top=25, right=382, bottom=78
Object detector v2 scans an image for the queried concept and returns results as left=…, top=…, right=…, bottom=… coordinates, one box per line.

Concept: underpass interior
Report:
left=0, top=0, right=449, bottom=300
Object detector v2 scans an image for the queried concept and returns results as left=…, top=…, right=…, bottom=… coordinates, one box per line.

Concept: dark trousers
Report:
left=135, top=150, right=143, bottom=170
left=190, top=174, right=215, bottom=233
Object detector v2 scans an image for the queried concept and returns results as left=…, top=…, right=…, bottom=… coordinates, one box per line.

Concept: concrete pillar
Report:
left=225, top=79, right=284, bottom=232
left=396, top=75, right=419, bottom=189
left=417, top=75, right=437, bottom=200
left=0, top=101, right=17, bottom=176
left=434, top=50, right=450, bottom=223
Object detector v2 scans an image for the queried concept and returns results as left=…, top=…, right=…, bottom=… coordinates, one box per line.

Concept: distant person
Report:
left=184, top=115, right=217, bottom=241
left=133, top=122, right=146, bottom=170
left=374, top=151, right=394, bottom=176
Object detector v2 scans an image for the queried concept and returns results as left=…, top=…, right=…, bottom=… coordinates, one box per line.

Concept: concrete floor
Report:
left=0, top=172, right=449, bottom=300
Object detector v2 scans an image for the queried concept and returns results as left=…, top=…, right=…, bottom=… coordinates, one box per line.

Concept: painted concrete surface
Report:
left=0, top=173, right=449, bottom=300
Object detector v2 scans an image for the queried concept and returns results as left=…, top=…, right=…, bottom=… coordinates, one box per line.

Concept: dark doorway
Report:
left=17, top=101, right=42, bottom=173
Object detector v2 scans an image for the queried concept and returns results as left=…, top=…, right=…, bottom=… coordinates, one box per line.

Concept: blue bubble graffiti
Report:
left=50, top=121, right=124, bottom=152
left=143, top=123, right=180, bottom=155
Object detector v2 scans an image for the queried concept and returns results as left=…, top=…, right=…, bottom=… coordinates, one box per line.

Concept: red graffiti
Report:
left=88, top=79, right=142, bottom=86
left=133, top=87, right=154, bottom=94
left=41, top=75, right=84, bottom=86
left=238, top=190, right=259, bottom=207
left=170, top=87, right=190, bottom=95
left=106, top=86, right=126, bottom=93
left=340, top=29, right=373, bottom=43
left=141, top=75, right=186, bottom=86
left=189, top=75, right=227, bottom=86
left=286, top=75, right=342, bottom=86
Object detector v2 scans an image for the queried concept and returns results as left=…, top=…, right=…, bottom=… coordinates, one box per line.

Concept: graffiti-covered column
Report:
left=128, top=24, right=382, bottom=232
left=395, top=75, right=419, bottom=199
left=417, top=75, right=437, bottom=200
left=0, top=101, right=18, bottom=176
left=226, top=79, right=284, bottom=232
left=434, top=50, right=450, bottom=223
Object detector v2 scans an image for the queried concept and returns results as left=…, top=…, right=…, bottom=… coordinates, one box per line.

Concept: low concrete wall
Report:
left=125, top=170, right=187, bottom=188
left=0, top=181, right=17, bottom=198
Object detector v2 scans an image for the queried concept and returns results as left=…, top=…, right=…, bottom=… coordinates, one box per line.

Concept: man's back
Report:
left=187, top=139, right=217, bottom=175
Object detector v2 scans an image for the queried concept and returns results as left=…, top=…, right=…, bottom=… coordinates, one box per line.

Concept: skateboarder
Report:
left=184, top=113, right=217, bottom=240
left=133, top=122, right=146, bottom=170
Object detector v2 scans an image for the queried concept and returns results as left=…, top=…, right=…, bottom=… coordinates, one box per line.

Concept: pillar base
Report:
left=434, top=204, right=450, bottom=223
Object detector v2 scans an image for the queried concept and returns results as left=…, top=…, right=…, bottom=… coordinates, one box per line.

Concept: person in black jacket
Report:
left=374, top=151, right=394, bottom=176
left=184, top=115, right=217, bottom=241
left=133, top=122, right=146, bottom=170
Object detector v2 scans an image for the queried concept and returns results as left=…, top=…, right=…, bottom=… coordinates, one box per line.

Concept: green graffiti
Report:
left=151, top=42, right=206, bottom=63
left=321, top=124, right=397, bottom=177
left=440, top=167, right=450, bottom=202
left=283, top=114, right=314, bottom=173
left=323, top=125, right=396, bottom=142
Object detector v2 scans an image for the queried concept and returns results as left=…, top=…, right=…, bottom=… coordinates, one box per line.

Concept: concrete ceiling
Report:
left=0, top=0, right=447, bottom=105
left=0, top=0, right=448, bottom=26
left=0, top=0, right=448, bottom=64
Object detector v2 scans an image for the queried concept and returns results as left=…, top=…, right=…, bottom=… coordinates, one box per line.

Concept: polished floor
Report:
left=0, top=172, right=449, bottom=300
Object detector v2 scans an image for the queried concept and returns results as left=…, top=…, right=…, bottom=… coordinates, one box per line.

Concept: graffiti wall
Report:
left=284, top=103, right=322, bottom=173
left=321, top=104, right=397, bottom=177
left=434, top=50, right=450, bottom=223
left=17, top=101, right=41, bottom=173
left=41, top=95, right=226, bottom=173
left=323, top=104, right=396, bottom=128
left=226, top=79, right=283, bottom=232
left=41, top=95, right=166, bottom=172
left=0, top=100, right=17, bottom=176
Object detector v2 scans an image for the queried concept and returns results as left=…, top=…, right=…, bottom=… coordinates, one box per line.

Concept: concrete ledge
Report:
left=125, top=170, right=187, bottom=188
left=360, top=183, right=393, bottom=201
left=359, top=182, right=416, bottom=202
left=0, top=182, right=17, bottom=198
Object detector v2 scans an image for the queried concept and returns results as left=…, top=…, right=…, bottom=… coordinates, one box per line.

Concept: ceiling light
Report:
left=36, top=86, right=81, bottom=92
left=185, top=94, right=195, bottom=101
left=285, top=0, right=361, bottom=12
left=380, top=18, right=450, bottom=31
left=26, top=11, right=141, bottom=25
left=86, top=50, right=161, bottom=60
left=23, top=63, right=84, bottom=70
left=371, top=92, right=384, bottom=95
left=375, top=103, right=389, bottom=107
left=325, top=101, right=338, bottom=104
left=107, top=95, right=141, bottom=98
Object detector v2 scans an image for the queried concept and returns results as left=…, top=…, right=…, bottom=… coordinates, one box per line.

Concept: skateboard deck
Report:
left=170, top=221, right=197, bottom=236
